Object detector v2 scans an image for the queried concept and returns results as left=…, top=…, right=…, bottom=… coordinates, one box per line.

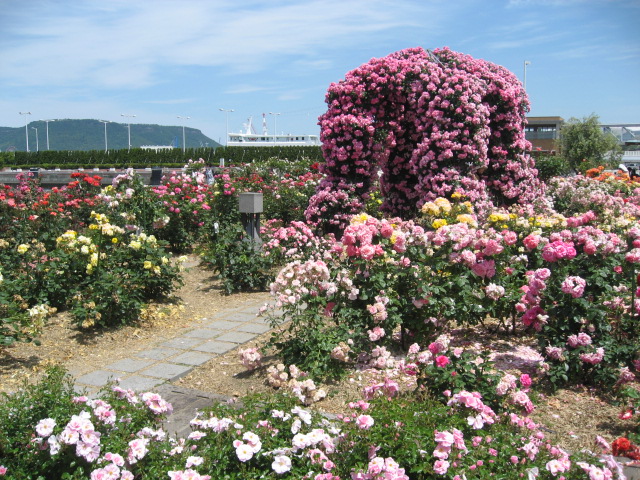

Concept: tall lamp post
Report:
left=41, top=119, right=55, bottom=150
left=269, top=112, right=281, bottom=143
left=121, top=114, right=136, bottom=151
left=523, top=60, right=531, bottom=91
left=31, top=127, right=39, bottom=152
left=19, top=112, right=31, bottom=152
left=99, top=120, right=110, bottom=152
left=177, top=115, right=190, bottom=152
left=219, top=108, right=234, bottom=146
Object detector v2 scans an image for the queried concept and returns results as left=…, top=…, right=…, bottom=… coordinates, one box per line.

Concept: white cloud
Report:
left=0, top=0, right=439, bottom=89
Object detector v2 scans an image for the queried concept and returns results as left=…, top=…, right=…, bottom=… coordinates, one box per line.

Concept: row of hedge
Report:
left=0, top=146, right=323, bottom=169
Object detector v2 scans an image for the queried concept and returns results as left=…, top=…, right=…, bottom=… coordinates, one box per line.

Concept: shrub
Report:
left=309, top=46, right=542, bottom=232
left=0, top=366, right=621, bottom=479
left=202, top=223, right=275, bottom=294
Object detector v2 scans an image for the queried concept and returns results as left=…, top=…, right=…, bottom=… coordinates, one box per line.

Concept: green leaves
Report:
left=560, top=114, right=622, bottom=174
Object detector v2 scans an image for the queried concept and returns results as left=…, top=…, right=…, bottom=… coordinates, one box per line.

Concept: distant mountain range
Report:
left=0, top=119, right=220, bottom=152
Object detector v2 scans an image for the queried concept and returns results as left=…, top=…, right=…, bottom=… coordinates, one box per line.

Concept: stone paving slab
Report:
left=223, top=312, right=260, bottom=323
left=136, top=347, right=184, bottom=361
left=160, top=337, right=205, bottom=349
left=215, top=331, right=256, bottom=344
left=193, top=340, right=236, bottom=354
left=172, top=351, right=214, bottom=366
left=76, top=370, right=120, bottom=387
left=235, top=322, right=271, bottom=334
left=182, top=328, right=223, bottom=339
left=140, top=362, right=194, bottom=380
left=206, top=319, right=244, bottom=330
left=154, top=384, right=234, bottom=439
left=117, top=375, right=165, bottom=392
left=105, top=358, right=155, bottom=373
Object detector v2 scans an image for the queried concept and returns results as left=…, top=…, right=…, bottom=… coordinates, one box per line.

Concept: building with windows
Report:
left=525, top=116, right=564, bottom=154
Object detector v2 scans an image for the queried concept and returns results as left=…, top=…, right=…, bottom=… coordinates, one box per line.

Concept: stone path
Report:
left=71, top=295, right=270, bottom=437
left=74, top=297, right=268, bottom=394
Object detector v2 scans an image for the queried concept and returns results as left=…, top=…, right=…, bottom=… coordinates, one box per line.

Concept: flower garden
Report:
left=1, top=47, right=640, bottom=479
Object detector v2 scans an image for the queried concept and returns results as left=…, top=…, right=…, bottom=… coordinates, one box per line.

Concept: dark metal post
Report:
left=150, top=167, right=163, bottom=186
left=238, top=192, right=263, bottom=246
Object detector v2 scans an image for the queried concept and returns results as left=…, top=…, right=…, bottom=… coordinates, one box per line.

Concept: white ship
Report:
left=227, top=114, right=320, bottom=147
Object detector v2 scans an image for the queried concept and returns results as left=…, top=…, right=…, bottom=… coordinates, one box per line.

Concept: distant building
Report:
left=140, top=145, right=174, bottom=152
left=525, top=116, right=564, bottom=154
left=600, top=124, right=640, bottom=148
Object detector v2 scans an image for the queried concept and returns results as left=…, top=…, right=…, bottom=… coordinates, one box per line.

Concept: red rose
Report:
left=612, top=437, right=632, bottom=455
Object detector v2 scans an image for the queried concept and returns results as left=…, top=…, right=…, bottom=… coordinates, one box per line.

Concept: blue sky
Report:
left=1, top=0, right=638, bottom=145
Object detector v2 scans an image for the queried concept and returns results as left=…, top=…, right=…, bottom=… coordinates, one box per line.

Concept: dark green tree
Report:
left=560, top=114, right=622, bottom=173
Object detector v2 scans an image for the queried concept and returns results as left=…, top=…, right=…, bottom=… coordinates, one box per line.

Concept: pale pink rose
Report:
left=433, top=459, right=450, bottom=474
left=368, top=327, right=386, bottom=341
left=356, top=414, right=374, bottom=430
left=236, top=443, right=254, bottom=462
left=272, top=455, right=292, bottom=474
left=35, top=418, right=56, bottom=437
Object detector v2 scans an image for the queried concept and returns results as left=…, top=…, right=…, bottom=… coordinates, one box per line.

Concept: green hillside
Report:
left=0, top=119, right=220, bottom=152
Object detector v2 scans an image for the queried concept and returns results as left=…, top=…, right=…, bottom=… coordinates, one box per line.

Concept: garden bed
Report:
left=1, top=256, right=636, bottom=456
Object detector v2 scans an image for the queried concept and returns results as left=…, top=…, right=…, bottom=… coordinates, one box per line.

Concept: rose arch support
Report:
left=305, top=47, right=543, bottom=233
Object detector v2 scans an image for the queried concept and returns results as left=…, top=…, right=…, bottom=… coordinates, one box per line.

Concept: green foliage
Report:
left=0, top=365, right=615, bottom=479
left=414, top=348, right=505, bottom=409
left=0, top=366, right=172, bottom=480
left=560, top=114, right=622, bottom=173
left=0, top=271, right=42, bottom=347
left=0, top=366, right=80, bottom=479
left=620, top=386, right=640, bottom=445
left=202, top=223, right=275, bottom=294
left=3, top=146, right=322, bottom=169
left=534, top=154, right=572, bottom=181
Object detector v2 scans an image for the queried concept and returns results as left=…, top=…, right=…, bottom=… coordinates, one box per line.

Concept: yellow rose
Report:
left=17, top=244, right=29, bottom=254
left=434, top=197, right=452, bottom=213
left=350, top=213, right=370, bottom=225
left=432, top=218, right=448, bottom=229
left=456, top=214, right=477, bottom=227
left=112, top=237, right=118, bottom=244
left=143, top=261, right=153, bottom=270
left=421, top=202, right=438, bottom=216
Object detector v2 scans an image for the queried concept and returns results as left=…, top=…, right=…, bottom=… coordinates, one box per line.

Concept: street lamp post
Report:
left=99, top=120, right=110, bottom=152
left=41, top=119, right=55, bottom=150
left=19, top=112, right=31, bottom=152
left=269, top=112, right=281, bottom=143
left=523, top=60, right=531, bottom=91
left=219, top=108, right=234, bottom=146
left=31, top=127, right=39, bottom=152
left=121, top=114, right=136, bottom=151
left=177, top=116, right=190, bottom=152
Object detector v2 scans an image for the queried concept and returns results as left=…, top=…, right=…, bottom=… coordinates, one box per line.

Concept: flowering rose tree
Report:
left=306, top=46, right=543, bottom=233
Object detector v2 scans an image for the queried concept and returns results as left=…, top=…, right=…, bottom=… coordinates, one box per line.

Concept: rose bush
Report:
left=307, top=46, right=543, bottom=233
left=0, top=366, right=626, bottom=479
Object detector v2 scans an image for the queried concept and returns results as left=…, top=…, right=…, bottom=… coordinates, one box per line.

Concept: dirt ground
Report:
left=1, top=255, right=638, bottom=454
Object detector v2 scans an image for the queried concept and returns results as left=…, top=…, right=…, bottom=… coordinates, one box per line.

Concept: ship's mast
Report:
left=262, top=113, right=268, bottom=135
